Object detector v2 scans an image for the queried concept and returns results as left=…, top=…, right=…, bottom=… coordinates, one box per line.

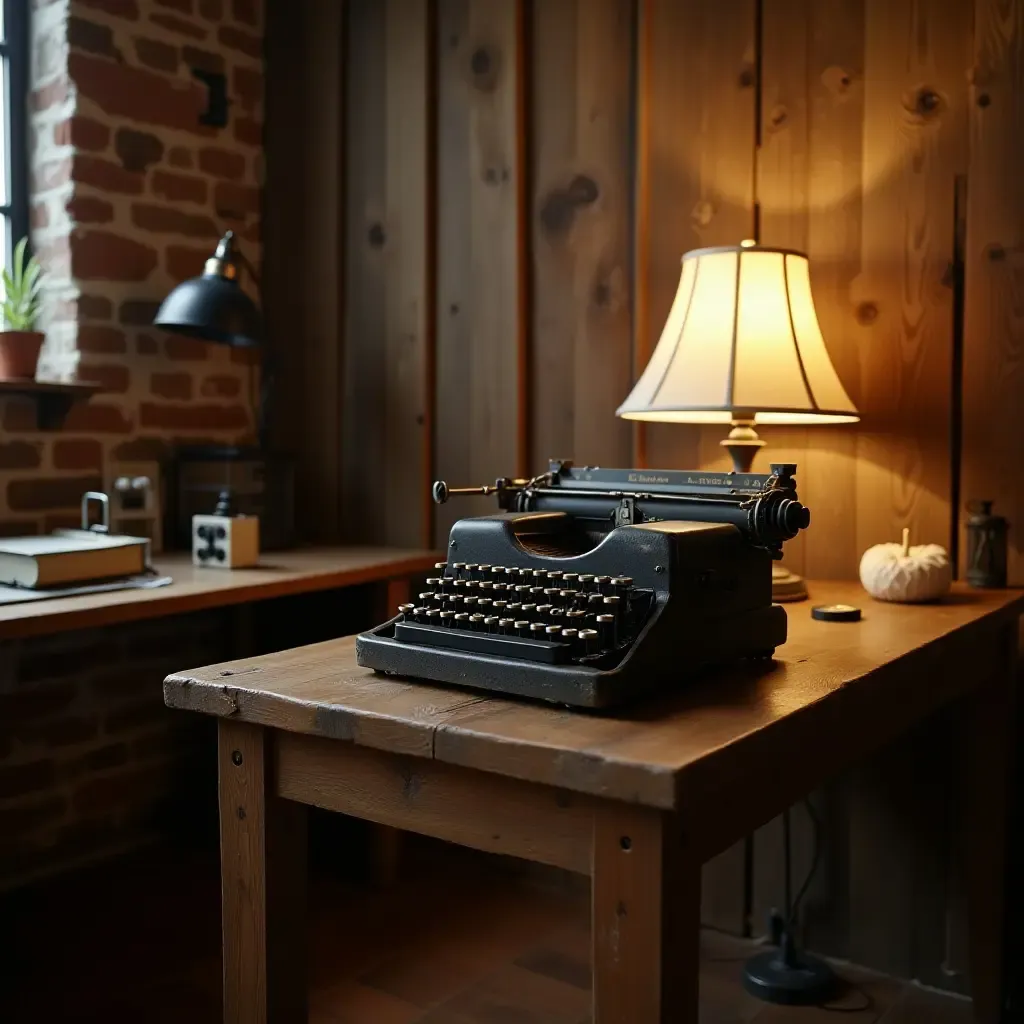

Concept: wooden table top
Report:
left=165, top=581, right=1024, bottom=815
left=0, top=546, right=438, bottom=640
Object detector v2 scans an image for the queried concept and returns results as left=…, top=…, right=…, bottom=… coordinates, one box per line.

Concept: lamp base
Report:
left=742, top=946, right=839, bottom=1005
left=772, top=565, right=808, bottom=602
left=721, top=420, right=765, bottom=473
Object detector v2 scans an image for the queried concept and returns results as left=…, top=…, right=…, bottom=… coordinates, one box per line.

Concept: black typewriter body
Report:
left=356, top=460, right=811, bottom=710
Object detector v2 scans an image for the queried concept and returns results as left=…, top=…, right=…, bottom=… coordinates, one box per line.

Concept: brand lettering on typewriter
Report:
left=627, top=472, right=671, bottom=484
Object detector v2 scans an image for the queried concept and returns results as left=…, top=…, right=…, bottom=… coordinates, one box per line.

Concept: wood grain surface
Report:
left=165, top=582, right=1023, bottom=817
left=0, top=547, right=437, bottom=639
left=962, top=0, right=1024, bottom=585
left=530, top=0, right=633, bottom=473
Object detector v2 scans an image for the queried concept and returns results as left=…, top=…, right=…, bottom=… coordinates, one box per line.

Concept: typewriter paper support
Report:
left=357, top=460, right=811, bottom=709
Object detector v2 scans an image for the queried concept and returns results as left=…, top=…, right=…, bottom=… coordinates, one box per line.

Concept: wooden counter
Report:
left=0, top=547, right=438, bottom=640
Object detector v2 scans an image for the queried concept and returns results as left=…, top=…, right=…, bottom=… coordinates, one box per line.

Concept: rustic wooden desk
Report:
left=0, top=546, right=437, bottom=639
left=164, top=581, right=1022, bottom=1023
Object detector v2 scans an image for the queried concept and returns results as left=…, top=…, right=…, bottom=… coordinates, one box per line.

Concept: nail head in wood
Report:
left=232, top=749, right=243, bottom=766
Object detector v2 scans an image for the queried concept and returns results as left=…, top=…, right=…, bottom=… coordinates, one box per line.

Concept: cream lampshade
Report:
left=617, top=241, right=859, bottom=473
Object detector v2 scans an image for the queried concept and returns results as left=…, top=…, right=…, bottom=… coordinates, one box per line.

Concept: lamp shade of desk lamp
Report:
left=617, top=241, right=858, bottom=472
left=617, top=241, right=859, bottom=601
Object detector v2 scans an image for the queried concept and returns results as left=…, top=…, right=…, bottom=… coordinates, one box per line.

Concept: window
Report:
left=0, top=0, right=27, bottom=272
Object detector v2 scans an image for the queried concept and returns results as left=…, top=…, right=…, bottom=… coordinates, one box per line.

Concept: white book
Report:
left=0, top=531, right=149, bottom=588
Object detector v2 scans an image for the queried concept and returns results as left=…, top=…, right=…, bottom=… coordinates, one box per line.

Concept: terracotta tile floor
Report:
left=0, top=838, right=973, bottom=1023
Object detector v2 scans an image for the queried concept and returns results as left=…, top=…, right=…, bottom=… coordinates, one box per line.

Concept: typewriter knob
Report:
left=432, top=480, right=450, bottom=504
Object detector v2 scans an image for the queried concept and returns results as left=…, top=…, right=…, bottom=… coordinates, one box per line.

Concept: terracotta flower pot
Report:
left=0, top=330, right=44, bottom=380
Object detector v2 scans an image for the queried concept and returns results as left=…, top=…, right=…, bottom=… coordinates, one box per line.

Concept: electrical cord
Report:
left=789, top=795, right=822, bottom=931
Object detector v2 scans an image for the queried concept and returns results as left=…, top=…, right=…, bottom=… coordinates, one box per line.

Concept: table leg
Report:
left=220, top=719, right=308, bottom=1024
left=964, top=621, right=1017, bottom=1024
left=592, top=801, right=701, bottom=1023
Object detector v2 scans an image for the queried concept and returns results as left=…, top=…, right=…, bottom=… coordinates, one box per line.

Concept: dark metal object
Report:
left=811, top=604, right=861, bottom=623
left=358, top=459, right=805, bottom=708
left=965, top=500, right=1008, bottom=588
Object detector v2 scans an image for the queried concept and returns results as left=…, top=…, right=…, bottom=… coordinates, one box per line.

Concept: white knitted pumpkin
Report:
left=859, top=529, right=952, bottom=603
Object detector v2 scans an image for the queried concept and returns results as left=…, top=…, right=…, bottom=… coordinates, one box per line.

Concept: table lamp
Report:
left=617, top=240, right=859, bottom=601
left=154, top=231, right=294, bottom=549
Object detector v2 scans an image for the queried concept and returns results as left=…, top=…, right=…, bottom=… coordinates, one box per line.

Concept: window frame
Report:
left=0, top=0, right=29, bottom=265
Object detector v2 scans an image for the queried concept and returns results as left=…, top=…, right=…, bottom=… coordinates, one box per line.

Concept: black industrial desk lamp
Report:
left=154, top=231, right=293, bottom=547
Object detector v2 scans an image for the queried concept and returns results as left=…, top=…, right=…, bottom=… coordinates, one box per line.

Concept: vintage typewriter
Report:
left=357, top=460, right=810, bottom=709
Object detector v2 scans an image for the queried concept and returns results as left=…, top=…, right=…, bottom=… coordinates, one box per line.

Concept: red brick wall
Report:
left=1, top=611, right=231, bottom=888
left=1, top=0, right=264, bottom=533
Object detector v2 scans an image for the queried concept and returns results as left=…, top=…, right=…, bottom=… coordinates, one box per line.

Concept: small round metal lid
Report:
left=811, top=603, right=862, bottom=622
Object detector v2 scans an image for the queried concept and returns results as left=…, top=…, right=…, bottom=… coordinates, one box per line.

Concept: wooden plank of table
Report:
left=276, top=731, right=592, bottom=873
left=165, top=582, right=1024, bottom=816
left=529, top=0, right=633, bottom=472
left=592, top=801, right=700, bottom=1023
left=219, top=719, right=307, bottom=1024
left=0, top=548, right=437, bottom=639
left=961, top=0, right=1024, bottom=585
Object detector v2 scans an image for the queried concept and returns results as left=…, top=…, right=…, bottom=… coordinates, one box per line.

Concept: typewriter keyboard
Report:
left=391, top=561, right=653, bottom=665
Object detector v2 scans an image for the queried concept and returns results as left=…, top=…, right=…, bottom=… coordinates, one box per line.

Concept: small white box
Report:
left=192, top=514, right=260, bottom=569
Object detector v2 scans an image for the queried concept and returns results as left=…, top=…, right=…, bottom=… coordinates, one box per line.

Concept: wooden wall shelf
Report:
left=0, top=379, right=102, bottom=430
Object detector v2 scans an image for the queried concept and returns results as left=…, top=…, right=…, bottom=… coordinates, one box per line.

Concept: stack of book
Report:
left=0, top=530, right=149, bottom=589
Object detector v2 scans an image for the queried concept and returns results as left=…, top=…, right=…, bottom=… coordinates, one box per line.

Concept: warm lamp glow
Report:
left=616, top=244, right=859, bottom=425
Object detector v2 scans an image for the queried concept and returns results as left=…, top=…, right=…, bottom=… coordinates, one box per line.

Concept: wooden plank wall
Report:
left=265, top=0, right=1024, bottom=988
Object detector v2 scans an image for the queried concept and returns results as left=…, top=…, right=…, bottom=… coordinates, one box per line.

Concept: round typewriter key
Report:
left=562, top=573, right=579, bottom=589
left=543, top=587, right=561, bottom=599
left=504, top=567, right=521, bottom=579
left=452, top=562, right=466, bottom=576
left=425, top=608, right=441, bottom=622
left=498, top=617, right=515, bottom=634
left=587, top=593, right=604, bottom=609
left=529, top=622, right=547, bottom=638
left=578, top=574, right=595, bottom=590
left=536, top=603, right=553, bottom=617
left=515, top=619, right=530, bottom=636
left=439, top=611, right=454, bottom=626
left=468, top=613, right=485, bottom=630
left=454, top=612, right=470, bottom=626
left=545, top=625, right=563, bottom=638
left=812, top=604, right=861, bottom=622
left=464, top=563, right=479, bottom=576
left=520, top=603, right=537, bottom=616
left=397, top=603, right=415, bottom=620
left=593, top=575, right=611, bottom=593
left=477, top=598, right=493, bottom=611
left=559, top=590, right=576, bottom=607
left=452, top=579, right=466, bottom=591
left=611, top=577, right=633, bottom=597
left=596, top=612, right=617, bottom=646
left=434, top=561, right=447, bottom=571
left=529, top=586, right=545, bottom=597
left=549, top=606, right=564, bottom=621
left=479, top=581, right=493, bottom=592
left=493, top=582, right=508, bottom=594
left=493, top=600, right=508, bottom=612
left=603, top=595, right=622, bottom=614
left=578, top=628, right=599, bottom=654
left=515, top=585, right=531, bottom=596
left=465, top=580, right=480, bottom=591
left=546, top=571, right=563, bottom=582
left=418, top=591, right=433, bottom=603
left=478, top=564, right=491, bottom=576
left=531, top=570, right=547, bottom=581
left=426, top=577, right=441, bottom=587
left=484, top=615, right=500, bottom=632
left=561, top=628, right=579, bottom=651
left=464, top=597, right=478, bottom=609
left=412, top=606, right=428, bottom=622
left=566, top=609, right=586, bottom=623
left=506, top=602, right=522, bottom=615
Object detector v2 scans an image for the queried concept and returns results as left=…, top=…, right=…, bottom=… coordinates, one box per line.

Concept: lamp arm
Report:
left=234, top=246, right=263, bottom=296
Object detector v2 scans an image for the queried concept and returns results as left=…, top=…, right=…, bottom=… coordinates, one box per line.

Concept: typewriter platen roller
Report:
left=356, top=460, right=810, bottom=709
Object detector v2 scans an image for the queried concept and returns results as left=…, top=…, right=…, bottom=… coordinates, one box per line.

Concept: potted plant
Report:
left=0, top=237, right=44, bottom=380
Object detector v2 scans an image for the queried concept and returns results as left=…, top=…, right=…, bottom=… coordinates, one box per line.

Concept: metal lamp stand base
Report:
left=743, top=806, right=838, bottom=1006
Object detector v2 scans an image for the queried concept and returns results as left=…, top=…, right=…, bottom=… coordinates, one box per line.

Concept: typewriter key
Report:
left=434, top=561, right=447, bottom=571
left=550, top=606, right=565, bottom=621
left=454, top=612, right=470, bottom=626
left=536, top=603, right=553, bottom=617
left=529, top=622, right=547, bottom=638
left=529, top=586, right=545, bottom=597
left=603, top=595, right=622, bottom=616
left=484, top=615, right=500, bottom=632
left=478, top=598, right=493, bottom=611
left=587, top=593, right=604, bottom=610
left=439, top=576, right=454, bottom=593
left=545, top=625, right=563, bottom=638
left=465, top=580, right=480, bottom=591
left=506, top=602, right=522, bottom=615
left=452, top=562, right=466, bottom=577
left=478, top=564, right=491, bottom=576
left=468, top=613, right=485, bottom=630
left=464, top=597, right=478, bottom=609
left=593, top=575, right=611, bottom=593
left=543, top=587, right=561, bottom=599
left=452, top=579, right=467, bottom=591
left=578, top=574, right=595, bottom=590
left=426, top=577, right=442, bottom=588
left=611, top=577, right=633, bottom=596
left=439, top=611, right=454, bottom=626
left=578, top=628, right=599, bottom=655
left=514, top=619, right=530, bottom=637
left=418, top=591, right=433, bottom=603
left=566, top=609, right=586, bottom=624
left=562, top=573, right=579, bottom=589
left=531, top=570, right=547, bottom=581
left=479, top=581, right=493, bottom=592
left=493, top=583, right=508, bottom=594
left=515, top=585, right=532, bottom=596
left=559, top=590, right=576, bottom=607
left=464, top=563, right=479, bottom=577
left=546, top=571, right=563, bottom=582
left=397, top=603, right=415, bottom=620
left=504, top=567, right=521, bottom=579
left=561, top=628, right=579, bottom=652
left=498, top=618, right=515, bottom=634
left=425, top=609, right=441, bottom=622
left=413, top=606, right=428, bottom=623
left=520, top=603, right=537, bottom=615
left=493, top=600, right=508, bottom=612
left=596, top=613, right=617, bottom=647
